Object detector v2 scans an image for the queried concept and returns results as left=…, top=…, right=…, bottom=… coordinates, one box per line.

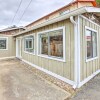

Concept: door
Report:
left=16, top=38, right=22, bottom=58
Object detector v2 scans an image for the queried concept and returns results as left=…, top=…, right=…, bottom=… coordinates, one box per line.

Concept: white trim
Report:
left=16, top=38, right=18, bottom=58
left=37, top=55, right=65, bottom=62
left=0, top=56, right=15, bottom=60
left=16, top=38, right=22, bottom=58
left=85, top=7, right=100, bottom=13
left=70, top=16, right=81, bottom=89
left=24, top=51, right=35, bottom=55
left=24, top=34, right=35, bottom=55
left=78, top=70, right=100, bottom=88
left=80, top=15, right=100, bottom=28
left=85, top=26, right=98, bottom=33
left=22, top=59, right=75, bottom=86
left=37, top=26, right=65, bottom=35
left=86, top=57, right=98, bottom=62
left=0, top=37, right=8, bottom=50
left=85, top=26, right=98, bottom=62
left=37, top=26, right=66, bottom=62
left=25, top=38, right=33, bottom=49
left=14, top=7, right=100, bottom=36
left=72, top=16, right=81, bottom=88
left=77, top=16, right=81, bottom=86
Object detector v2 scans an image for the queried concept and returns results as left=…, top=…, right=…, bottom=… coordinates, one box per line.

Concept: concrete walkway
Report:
left=0, top=59, right=71, bottom=100
left=72, top=74, right=100, bottom=100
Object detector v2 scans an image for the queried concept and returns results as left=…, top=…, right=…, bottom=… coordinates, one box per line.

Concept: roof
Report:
left=26, top=0, right=97, bottom=27
left=0, top=26, right=25, bottom=33
left=14, top=7, right=100, bottom=36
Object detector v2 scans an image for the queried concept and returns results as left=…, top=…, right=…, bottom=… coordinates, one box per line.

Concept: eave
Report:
left=13, top=7, right=100, bottom=37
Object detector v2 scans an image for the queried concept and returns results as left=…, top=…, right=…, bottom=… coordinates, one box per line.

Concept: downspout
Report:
left=70, top=16, right=80, bottom=89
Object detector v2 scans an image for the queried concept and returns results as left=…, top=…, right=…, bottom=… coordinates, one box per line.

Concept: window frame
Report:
left=0, top=37, right=8, bottom=50
left=85, top=26, right=98, bottom=62
left=24, top=34, right=35, bottom=55
left=37, top=26, right=66, bottom=62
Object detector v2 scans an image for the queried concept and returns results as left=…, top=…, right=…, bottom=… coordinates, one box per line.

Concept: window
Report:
left=38, top=27, right=65, bottom=61
left=0, top=37, right=7, bottom=50
left=40, top=34, right=48, bottom=55
left=86, top=28, right=97, bottom=60
left=24, top=35, right=34, bottom=53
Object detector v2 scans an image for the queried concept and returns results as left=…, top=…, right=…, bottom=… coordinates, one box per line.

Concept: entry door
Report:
left=16, top=38, right=22, bottom=58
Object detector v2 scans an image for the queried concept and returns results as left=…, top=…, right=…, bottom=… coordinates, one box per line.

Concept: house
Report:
left=0, top=0, right=100, bottom=88
left=0, top=26, right=25, bottom=59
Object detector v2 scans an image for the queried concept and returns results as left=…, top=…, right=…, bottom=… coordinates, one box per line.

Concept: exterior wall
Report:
left=0, top=35, right=16, bottom=58
left=17, top=19, right=75, bottom=81
left=79, top=16, right=100, bottom=82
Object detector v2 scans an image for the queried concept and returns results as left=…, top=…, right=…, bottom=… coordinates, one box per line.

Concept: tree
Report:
left=96, top=0, right=100, bottom=6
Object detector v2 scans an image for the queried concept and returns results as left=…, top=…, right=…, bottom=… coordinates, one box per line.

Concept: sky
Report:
left=0, top=0, right=72, bottom=30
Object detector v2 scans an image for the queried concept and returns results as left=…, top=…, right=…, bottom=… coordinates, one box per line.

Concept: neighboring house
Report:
left=0, top=26, right=25, bottom=59
left=0, top=0, right=100, bottom=88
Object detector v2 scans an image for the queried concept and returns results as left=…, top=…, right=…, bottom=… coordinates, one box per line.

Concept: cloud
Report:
left=0, top=0, right=71, bottom=29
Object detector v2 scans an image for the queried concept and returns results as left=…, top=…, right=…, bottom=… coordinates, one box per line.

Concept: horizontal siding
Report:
left=80, top=16, right=100, bottom=81
left=0, top=35, right=16, bottom=58
left=19, top=19, right=75, bottom=81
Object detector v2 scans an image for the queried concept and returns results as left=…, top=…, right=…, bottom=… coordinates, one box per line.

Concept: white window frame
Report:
left=37, top=26, right=66, bottom=62
left=24, top=34, right=35, bottom=55
left=85, top=26, right=98, bottom=62
left=25, top=38, right=33, bottom=49
left=0, top=37, right=8, bottom=50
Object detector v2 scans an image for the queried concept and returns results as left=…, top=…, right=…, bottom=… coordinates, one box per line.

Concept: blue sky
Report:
left=0, top=0, right=72, bottom=29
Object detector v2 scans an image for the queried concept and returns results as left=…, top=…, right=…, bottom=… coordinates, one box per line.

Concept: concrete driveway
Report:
left=0, top=59, right=70, bottom=100
left=71, top=74, right=100, bottom=100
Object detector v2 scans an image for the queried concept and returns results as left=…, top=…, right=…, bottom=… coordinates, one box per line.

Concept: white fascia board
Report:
left=13, top=7, right=87, bottom=36
left=85, top=7, right=100, bottom=13
left=14, top=7, right=100, bottom=37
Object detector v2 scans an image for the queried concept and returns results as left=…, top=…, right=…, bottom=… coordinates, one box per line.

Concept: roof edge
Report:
left=0, top=27, right=25, bottom=33
left=14, top=7, right=88, bottom=36
left=26, top=0, right=95, bottom=27
left=14, top=7, right=100, bottom=37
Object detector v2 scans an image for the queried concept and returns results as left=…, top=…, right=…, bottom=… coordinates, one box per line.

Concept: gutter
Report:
left=70, top=16, right=80, bottom=89
left=13, top=7, right=89, bottom=37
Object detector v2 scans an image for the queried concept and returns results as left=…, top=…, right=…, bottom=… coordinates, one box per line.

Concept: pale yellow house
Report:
left=0, top=0, right=100, bottom=88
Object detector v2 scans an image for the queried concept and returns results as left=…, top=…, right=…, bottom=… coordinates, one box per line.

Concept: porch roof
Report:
left=14, top=6, right=100, bottom=36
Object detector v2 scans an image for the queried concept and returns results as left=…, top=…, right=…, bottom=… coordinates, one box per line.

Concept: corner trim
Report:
left=78, top=70, right=100, bottom=88
left=22, top=59, right=75, bottom=86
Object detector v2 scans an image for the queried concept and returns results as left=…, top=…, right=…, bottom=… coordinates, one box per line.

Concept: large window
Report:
left=0, top=37, right=7, bottom=50
left=24, top=35, right=34, bottom=53
left=38, top=27, right=65, bottom=61
left=86, top=28, right=97, bottom=60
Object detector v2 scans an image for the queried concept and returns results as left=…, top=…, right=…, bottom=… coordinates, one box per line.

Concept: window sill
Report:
left=24, top=51, right=35, bottom=55
left=37, top=54, right=66, bottom=62
left=0, top=49, right=8, bottom=51
left=86, top=57, right=98, bottom=62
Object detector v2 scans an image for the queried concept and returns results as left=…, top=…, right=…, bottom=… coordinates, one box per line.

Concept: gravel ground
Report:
left=0, top=59, right=71, bottom=100
left=71, top=74, right=100, bottom=100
